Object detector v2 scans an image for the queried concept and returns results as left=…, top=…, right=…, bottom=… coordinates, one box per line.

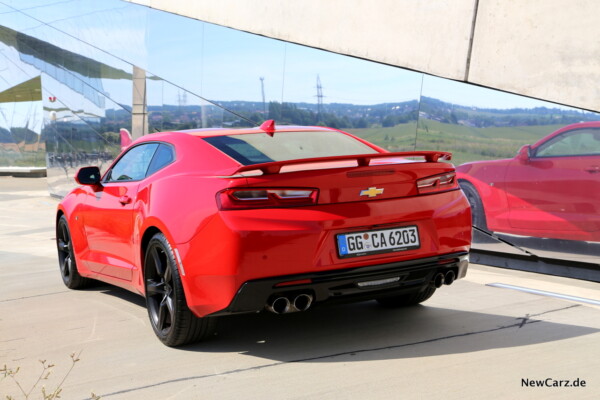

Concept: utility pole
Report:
left=178, top=91, right=187, bottom=107
left=260, top=77, right=266, bottom=114
left=316, top=75, right=324, bottom=122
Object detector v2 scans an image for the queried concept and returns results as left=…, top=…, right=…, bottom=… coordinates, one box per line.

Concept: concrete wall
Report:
left=469, top=0, right=600, bottom=112
left=127, top=0, right=600, bottom=112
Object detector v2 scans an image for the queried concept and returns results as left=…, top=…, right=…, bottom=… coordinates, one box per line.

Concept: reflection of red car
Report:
left=56, top=121, right=471, bottom=346
left=456, top=122, right=600, bottom=242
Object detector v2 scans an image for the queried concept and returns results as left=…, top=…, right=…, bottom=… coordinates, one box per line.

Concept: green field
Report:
left=0, top=151, right=46, bottom=167
left=347, top=121, right=562, bottom=165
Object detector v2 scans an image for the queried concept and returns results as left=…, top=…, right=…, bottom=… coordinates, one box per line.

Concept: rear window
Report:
left=203, top=130, right=378, bottom=165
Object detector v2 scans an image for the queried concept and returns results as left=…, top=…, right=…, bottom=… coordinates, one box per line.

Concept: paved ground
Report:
left=1, top=176, right=599, bottom=399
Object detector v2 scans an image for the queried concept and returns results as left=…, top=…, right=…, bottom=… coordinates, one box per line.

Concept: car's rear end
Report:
left=179, top=125, right=471, bottom=317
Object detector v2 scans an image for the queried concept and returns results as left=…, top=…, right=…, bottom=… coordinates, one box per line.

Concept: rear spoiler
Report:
left=234, top=151, right=452, bottom=175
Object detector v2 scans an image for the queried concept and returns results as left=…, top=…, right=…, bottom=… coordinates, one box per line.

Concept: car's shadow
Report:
left=192, top=302, right=597, bottom=362
left=93, top=284, right=598, bottom=363
left=88, top=284, right=147, bottom=308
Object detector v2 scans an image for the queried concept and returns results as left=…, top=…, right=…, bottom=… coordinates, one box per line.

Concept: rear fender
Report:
left=137, top=217, right=182, bottom=294
left=57, top=189, right=93, bottom=276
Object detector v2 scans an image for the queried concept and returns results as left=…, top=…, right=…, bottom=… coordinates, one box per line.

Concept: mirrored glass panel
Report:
left=6, top=0, right=148, bottom=69
left=0, top=18, right=136, bottom=196
left=284, top=43, right=421, bottom=151
left=201, top=22, right=286, bottom=110
left=420, top=75, right=600, bottom=264
left=0, top=99, right=44, bottom=168
left=0, top=25, right=44, bottom=173
left=43, top=70, right=127, bottom=196
left=145, top=7, right=202, bottom=88
left=146, top=73, right=225, bottom=133
left=2, top=0, right=597, bottom=271
left=0, top=4, right=40, bottom=33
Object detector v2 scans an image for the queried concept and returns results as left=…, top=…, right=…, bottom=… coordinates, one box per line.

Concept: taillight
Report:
left=218, top=188, right=319, bottom=210
left=416, top=172, right=457, bottom=194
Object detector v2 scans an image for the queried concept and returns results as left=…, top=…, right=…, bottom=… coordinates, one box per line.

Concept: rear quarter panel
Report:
left=57, top=187, right=95, bottom=276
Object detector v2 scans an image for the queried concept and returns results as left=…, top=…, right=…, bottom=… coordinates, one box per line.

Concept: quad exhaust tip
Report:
left=432, top=270, right=456, bottom=288
left=433, top=273, right=445, bottom=288
left=293, top=293, right=313, bottom=311
left=444, top=270, right=456, bottom=285
left=267, top=293, right=314, bottom=314
left=267, top=297, right=291, bottom=314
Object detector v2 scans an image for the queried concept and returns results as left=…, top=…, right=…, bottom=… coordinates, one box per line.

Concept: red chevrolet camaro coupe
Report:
left=456, top=121, right=600, bottom=242
left=56, top=121, right=471, bottom=346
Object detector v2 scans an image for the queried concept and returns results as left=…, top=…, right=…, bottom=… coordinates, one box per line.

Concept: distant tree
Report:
left=355, top=118, right=368, bottom=128
left=449, top=112, right=458, bottom=124
left=382, top=115, right=395, bottom=128
left=268, top=101, right=282, bottom=120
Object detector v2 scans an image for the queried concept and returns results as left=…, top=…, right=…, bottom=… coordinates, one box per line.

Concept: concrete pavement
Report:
left=1, top=176, right=599, bottom=399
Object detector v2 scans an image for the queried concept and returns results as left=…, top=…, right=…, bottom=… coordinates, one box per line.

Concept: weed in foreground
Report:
left=1, top=352, right=100, bottom=400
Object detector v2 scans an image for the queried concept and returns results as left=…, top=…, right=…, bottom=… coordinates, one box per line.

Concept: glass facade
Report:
left=0, top=0, right=598, bottom=266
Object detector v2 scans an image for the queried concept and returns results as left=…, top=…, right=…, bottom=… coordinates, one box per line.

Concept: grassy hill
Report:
left=347, top=121, right=562, bottom=165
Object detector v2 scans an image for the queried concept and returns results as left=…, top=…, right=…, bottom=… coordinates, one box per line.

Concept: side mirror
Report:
left=517, top=145, right=531, bottom=162
left=75, top=166, right=101, bottom=186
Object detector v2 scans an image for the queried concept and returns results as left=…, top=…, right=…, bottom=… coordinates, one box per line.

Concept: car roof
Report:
left=174, top=125, right=335, bottom=138
left=124, top=124, right=355, bottom=153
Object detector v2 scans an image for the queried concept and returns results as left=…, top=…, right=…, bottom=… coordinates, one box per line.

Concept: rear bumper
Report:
left=208, top=252, right=469, bottom=316
left=180, top=189, right=471, bottom=317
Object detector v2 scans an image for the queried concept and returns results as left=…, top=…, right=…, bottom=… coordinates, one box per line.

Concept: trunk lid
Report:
left=230, top=152, right=456, bottom=204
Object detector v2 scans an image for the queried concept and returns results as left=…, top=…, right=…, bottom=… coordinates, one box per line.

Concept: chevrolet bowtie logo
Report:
left=360, top=187, right=384, bottom=198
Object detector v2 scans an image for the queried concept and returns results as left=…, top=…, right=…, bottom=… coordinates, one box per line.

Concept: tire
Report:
left=56, top=215, right=90, bottom=289
left=376, top=286, right=436, bottom=307
left=144, top=233, right=216, bottom=347
left=459, top=180, right=489, bottom=232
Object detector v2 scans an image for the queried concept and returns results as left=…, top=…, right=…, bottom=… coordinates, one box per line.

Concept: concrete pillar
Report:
left=132, top=65, right=148, bottom=139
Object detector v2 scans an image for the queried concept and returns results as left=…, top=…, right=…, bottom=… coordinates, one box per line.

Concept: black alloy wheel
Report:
left=458, top=180, right=498, bottom=243
left=56, top=215, right=89, bottom=289
left=459, top=180, right=489, bottom=232
left=144, top=232, right=215, bottom=347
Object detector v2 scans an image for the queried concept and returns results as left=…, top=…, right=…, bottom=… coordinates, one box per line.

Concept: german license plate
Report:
left=336, top=226, right=420, bottom=258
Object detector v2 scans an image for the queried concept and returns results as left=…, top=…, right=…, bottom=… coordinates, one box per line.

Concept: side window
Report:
left=536, top=128, right=600, bottom=157
left=146, top=144, right=175, bottom=176
left=106, top=143, right=159, bottom=182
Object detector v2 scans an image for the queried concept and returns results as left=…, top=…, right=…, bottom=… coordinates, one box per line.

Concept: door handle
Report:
left=585, top=166, right=600, bottom=174
left=119, top=195, right=132, bottom=205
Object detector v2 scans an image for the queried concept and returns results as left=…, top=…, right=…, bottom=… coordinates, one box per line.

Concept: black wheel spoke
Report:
left=146, top=280, right=165, bottom=296
left=60, top=255, right=70, bottom=276
left=165, top=295, right=174, bottom=319
left=151, top=247, right=164, bottom=277
left=61, top=224, right=70, bottom=246
left=58, top=239, right=69, bottom=252
left=157, top=297, right=170, bottom=331
left=157, top=303, right=165, bottom=330
left=163, top=263, right=172, bottom=284
left=66, top=255, right=72, bottom=276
